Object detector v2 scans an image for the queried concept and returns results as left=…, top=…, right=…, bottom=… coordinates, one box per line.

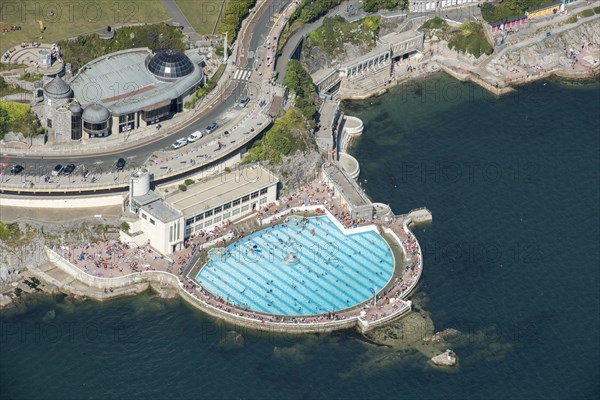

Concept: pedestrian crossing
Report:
left=233, top=69, right=252, bottom=81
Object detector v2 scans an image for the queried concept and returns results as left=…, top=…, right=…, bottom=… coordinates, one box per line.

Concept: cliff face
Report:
left=301, top=40, right=375, bottom=74
left=486, top=20, right=600, bottom=75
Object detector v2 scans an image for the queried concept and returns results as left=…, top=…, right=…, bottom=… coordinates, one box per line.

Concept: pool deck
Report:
left=43, top=180, right=428, bottom=333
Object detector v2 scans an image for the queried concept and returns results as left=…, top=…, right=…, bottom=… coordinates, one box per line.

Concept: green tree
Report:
left=0, top=108, right=9, bottom=138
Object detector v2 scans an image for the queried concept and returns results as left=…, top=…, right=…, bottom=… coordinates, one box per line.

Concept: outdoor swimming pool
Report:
left=195, top=215, right=395, bottom=316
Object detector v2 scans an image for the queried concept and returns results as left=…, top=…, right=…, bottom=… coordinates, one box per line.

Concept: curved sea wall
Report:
left=43, top=211, right=421, bottom=333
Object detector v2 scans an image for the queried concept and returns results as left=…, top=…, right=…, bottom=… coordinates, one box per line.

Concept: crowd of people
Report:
left=52, top=178, right=423, bottom=327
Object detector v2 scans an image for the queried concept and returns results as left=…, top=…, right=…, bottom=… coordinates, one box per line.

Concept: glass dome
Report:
left=147, top=50, right=194, bottom=80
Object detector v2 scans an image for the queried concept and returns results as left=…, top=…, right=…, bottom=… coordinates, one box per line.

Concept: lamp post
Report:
left=223, top=31, right=228, bottom=64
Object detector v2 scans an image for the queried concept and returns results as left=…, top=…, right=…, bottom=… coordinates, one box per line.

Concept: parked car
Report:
left=63, top=164, right=76, bottom=176
left=239, top=95, right=250, bottom=108
left=171, top=138, right=188, bottom=149
left=51, top=164, right=63, bottom=176
left=116, top=158, right=126, bottom=170
left=187, top=131, right=203, bottom=142
left=205, top=122, right=219, bottom=134
left=9, top=164, right=24, bottom=175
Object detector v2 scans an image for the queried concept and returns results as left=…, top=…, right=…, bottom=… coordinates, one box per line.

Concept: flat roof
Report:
left=323, top=162, right=371, bottom=208
left=167, top=166, right=279, bottom=218
left=132, top=191, right=161, bottom=207
left=380, top=30, right=423, bottom=45
left=70, top=48, right=203, bottom=116
left=141, top=200, right=181, bottom=223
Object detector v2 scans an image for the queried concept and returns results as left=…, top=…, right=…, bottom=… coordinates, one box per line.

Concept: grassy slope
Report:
left=175, top=0, right=223, bottom=35
left=1, top=0, right=169, bottom=53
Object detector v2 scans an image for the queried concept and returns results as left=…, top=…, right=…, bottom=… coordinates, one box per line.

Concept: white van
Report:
left=187, top=130, right=203, bottom=142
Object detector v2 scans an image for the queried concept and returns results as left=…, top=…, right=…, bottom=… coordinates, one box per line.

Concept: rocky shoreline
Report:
left=318, top=14, right=600, bottom=100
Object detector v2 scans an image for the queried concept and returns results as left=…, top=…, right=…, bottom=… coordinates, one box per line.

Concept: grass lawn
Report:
left=0, top=0, right=169, bottom=53
left=175, top=0, right=224, bottom=35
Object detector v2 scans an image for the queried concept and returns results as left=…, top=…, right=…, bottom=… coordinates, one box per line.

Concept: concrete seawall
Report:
left=42, top=211, right=422, bottom=333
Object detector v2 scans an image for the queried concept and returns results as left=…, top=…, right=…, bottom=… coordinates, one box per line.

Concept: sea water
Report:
left=1, top=75, right=598, bottom=400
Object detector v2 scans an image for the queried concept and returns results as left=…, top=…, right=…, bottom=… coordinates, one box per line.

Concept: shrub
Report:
left=362, top=0, right=408, bottom=12
left=219, top=0, right=257, bottom=45
left=284, top=60, right=317, bottom=123
left=224, top=167, right=232, bottom=173
left=578, top=9, right=594, bottom=18
left=184, top=179, right=194, bottom=186
left=448, top=22, right=493, bottom=59
left=566, top=15, right=578, bottom=24
left=120, top=221, right=130, bottom=233
left=58, top=24, right=185, bottom=71
left=178, top=184, right=187, bottom=192
left=594, top=6, right=600, bottom=14
left=0, top=101, right=44, bottom=139
left=420, top=17, right=448, bottom=30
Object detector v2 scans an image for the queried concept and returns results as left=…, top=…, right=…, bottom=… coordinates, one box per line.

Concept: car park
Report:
left=205, top=122, right=219, bottom=134
left=9, top=164, right=24, bottom=175
left=239, top=95, right=250, bottom=108
left=63, top=164, right=76, bottom=176
left=171, top=138, right=188, bottom=149
left=187, top=131, right=203, bottom=142
left=52, top=164, right=64, bottom=176
left=116, top=158, right=126, bottom=170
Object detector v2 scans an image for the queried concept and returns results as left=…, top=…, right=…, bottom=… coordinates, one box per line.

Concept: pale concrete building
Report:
left=121, top=166, right=279, bottom=256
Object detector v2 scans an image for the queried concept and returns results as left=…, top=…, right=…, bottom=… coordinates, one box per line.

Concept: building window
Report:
left=251, top=191, right=259, bottom=199
left=47, top=118, right=52, bottom=128
left=241, top=204, right=249, bottom=212
left=142, top=213, right=147, bottom=219
left=150, top=218, right=155, bottom=225
left=205, top=209, right=213, bottom=217
left=204, top=219, right=212, bottom=227
left=214, top=206, right=222, bottom=214
left=223, top=202, right=231, bottom=210
left=259, top=197, right=267, bottom=205
left=260, top=188, right=268, bottom=195
left=186, top=218, right=194, bottom=226
left=170, top=225, right=173, bottom=242
left=232, top=199, right=241, bottom=206
left=141, top=103, right=171, bottom=122
left=223, top=211, right=231, bottom=219
left=195, top=214, right=204, bottom=222
left=118, top=112, right=135, bottom=133
left=214, top=215, right=222, bottom=222
left=232, top=208, right=240, bottom=215
left=241, top=195, right=250, bottom=203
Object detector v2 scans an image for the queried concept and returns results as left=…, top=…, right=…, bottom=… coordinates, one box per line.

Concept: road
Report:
left=4, top=0, right=287, bottom=171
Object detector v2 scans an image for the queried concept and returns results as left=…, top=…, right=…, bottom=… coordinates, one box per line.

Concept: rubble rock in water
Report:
left=431, top=349, right=457, bottom=367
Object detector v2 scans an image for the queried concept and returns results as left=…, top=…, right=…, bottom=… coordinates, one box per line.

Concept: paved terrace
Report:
left=51, top=180, right=423, bottom=328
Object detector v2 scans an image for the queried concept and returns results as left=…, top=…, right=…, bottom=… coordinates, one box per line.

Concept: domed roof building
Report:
left=82, top=103, right=111, bottom=124
left=66, top=47, right=204, bottom=139
left=82, top=103, right=111, bottom=138
left=43, top=75, right=72, bottom=99
left=147, top=50, right=195, bottom=81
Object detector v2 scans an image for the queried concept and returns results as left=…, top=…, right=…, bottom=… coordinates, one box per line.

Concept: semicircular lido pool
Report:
left=195, top=215, right=395, bottom=316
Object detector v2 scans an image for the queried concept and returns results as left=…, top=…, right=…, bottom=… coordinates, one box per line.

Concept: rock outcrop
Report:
left=486, top=20, right=600, bottom=76
left=431, top=349, right=458, bottom=367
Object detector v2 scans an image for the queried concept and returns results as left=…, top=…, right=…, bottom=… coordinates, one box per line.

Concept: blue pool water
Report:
left=195, top=215, right=395, bottom=315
